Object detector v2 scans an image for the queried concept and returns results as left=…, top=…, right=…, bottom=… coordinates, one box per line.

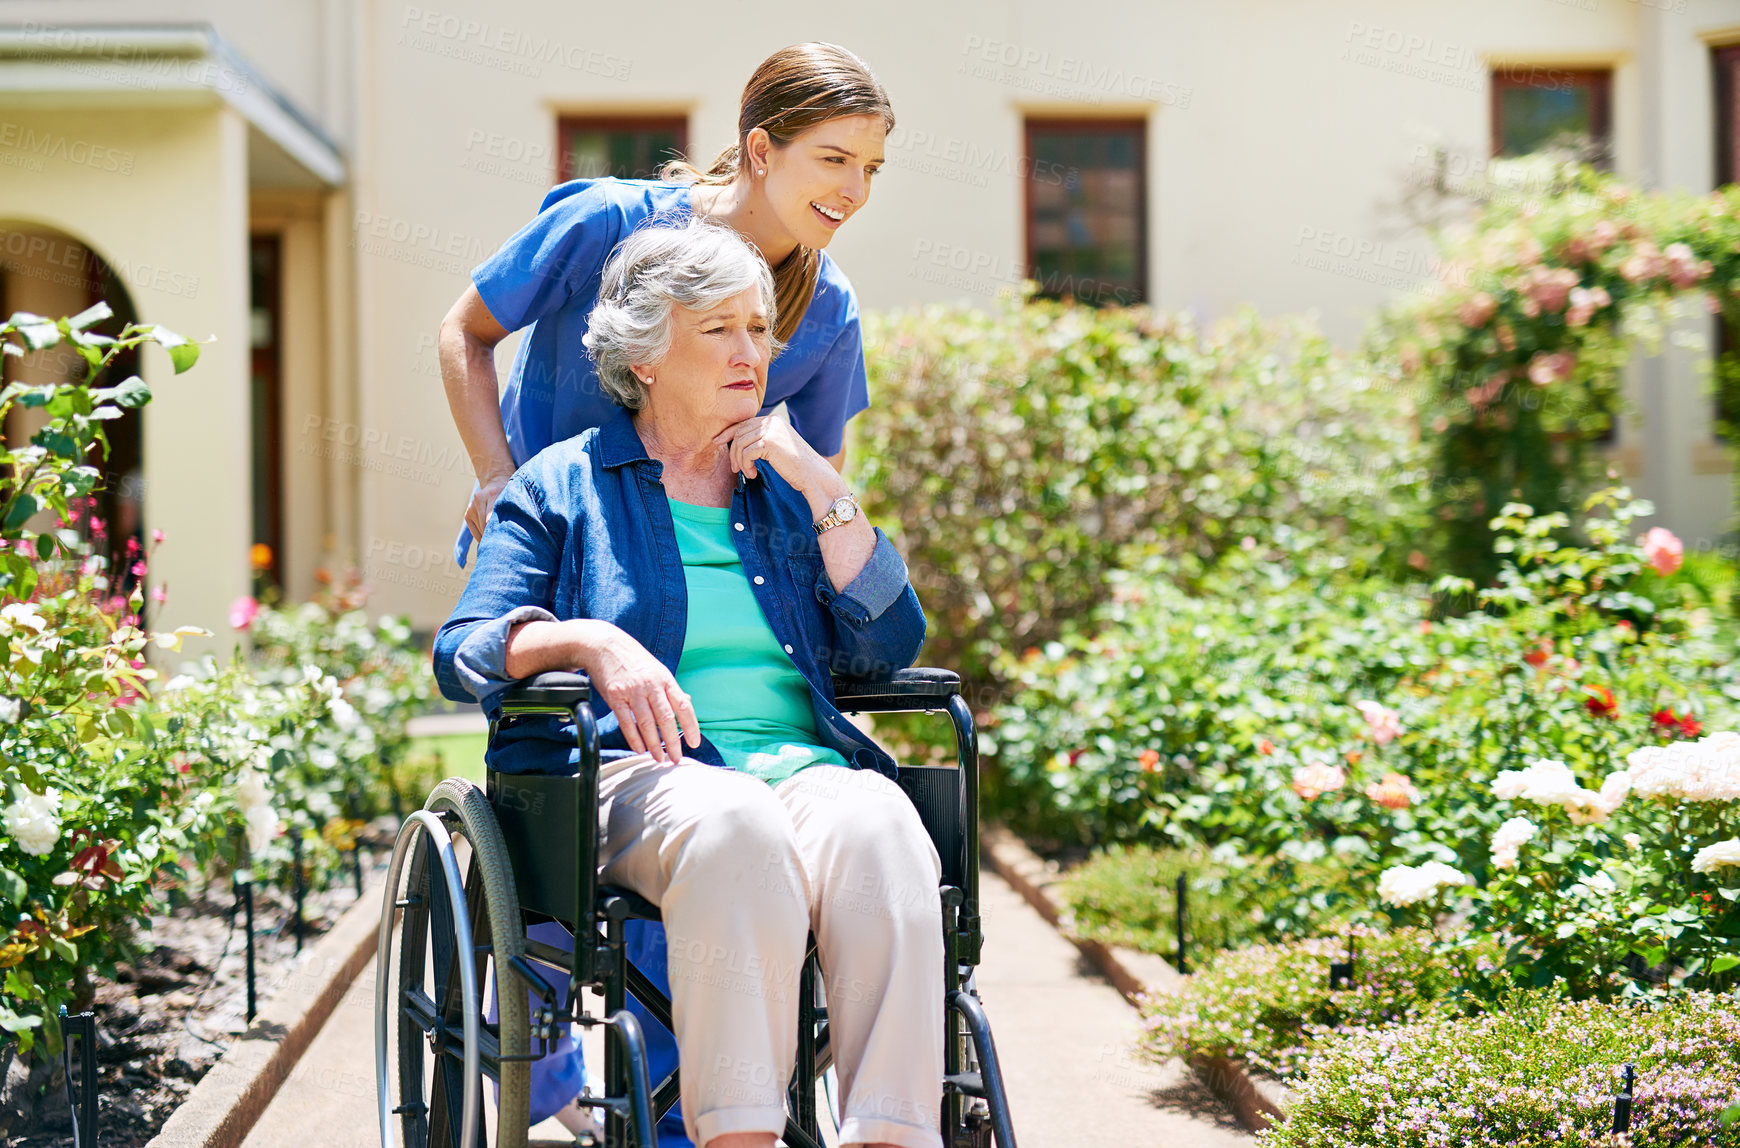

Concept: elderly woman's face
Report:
left=643, top=287, right=772, bottom=428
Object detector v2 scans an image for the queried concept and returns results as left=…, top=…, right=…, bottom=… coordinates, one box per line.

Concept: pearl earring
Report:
left=757, top=168, right=765, bottom=176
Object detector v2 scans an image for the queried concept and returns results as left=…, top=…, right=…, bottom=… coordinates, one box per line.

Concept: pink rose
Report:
left=229, top=595, right=260, bottom=631
left=1291, top=761, right=1347, bottom=801
left=1641, top=527, right=1683, bottom=576
left=151, top=529, right=165, bottom=545
left=1527, top=350, right=1577, bottom=386
left=1618, top=241, right=1666, bottom=284
left=1457, top=292, right=1498, bottom=328
left=1518, top=266, right=1578, bottom=314
left=1355, top=700, right=1403, bottom=745
left=1565, top=285, right=1611, bottom=328
left=1663, top=242, right=1711, bottom=289
left=1364, top=772, right=1421, bottom=810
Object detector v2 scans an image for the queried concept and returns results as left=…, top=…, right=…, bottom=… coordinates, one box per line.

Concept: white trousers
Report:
left=595, top=755, right=946, bottom=1148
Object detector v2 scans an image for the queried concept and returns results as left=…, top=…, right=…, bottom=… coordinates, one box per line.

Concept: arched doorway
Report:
left=0, top=222, right=145, bottom=592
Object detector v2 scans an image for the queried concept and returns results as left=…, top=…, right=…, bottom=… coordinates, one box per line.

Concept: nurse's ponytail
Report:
left=664, top=42, right=894, bottom=344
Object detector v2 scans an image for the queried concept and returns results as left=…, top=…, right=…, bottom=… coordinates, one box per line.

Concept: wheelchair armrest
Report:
left=497, top=670, right=592, bottom=716
left=832, top=667, right=960, bottom=713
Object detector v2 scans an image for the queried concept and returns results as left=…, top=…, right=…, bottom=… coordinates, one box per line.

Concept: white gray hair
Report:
left=582, top=215, right=782, bottom=411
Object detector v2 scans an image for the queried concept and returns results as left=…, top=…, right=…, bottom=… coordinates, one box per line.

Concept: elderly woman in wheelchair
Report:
left=389, top=216, right=1011, bottom=1148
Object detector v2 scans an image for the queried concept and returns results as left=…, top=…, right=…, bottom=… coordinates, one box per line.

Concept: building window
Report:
left=1714, top=46, right=1740, bottom=438
left=1491, top=67, right=1612, bottom=165
left=557, top=116, right=688, bottom=183
left=250, top=234, right=283, bottom=588
left=1023, top=118, right=1147, bottom=306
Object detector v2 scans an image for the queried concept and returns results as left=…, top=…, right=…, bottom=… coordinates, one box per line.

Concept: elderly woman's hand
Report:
left=713, top=415, right=843, bottom=500
left=506, top=618, right=700, bottom=764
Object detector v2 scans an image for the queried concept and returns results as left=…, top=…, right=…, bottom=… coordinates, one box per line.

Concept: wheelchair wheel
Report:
left=378, top=778, right=531, bottom=1148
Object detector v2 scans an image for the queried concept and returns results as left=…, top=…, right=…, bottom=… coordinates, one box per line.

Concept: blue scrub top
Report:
left=455, top=177, right=871, bottom=566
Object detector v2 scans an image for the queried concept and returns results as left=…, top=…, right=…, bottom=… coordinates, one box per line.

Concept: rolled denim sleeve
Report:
left=433, top=467, right=570, bottom=709
left=813, top=528, right=926, bottom=679
left=451, top=604, right=559, bottom=703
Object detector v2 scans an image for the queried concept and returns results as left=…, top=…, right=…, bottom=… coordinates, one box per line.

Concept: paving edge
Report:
left=146, top=878, right=383, bottom=1148
left=979, top=821, right=1286, bottom=1133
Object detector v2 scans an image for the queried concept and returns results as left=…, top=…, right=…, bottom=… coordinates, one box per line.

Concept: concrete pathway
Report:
left=240, top=868, right=1249, bottom=1147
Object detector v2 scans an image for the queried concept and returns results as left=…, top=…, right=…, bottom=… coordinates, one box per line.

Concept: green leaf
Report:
left=150, top=326, right=199, bottom=374
left=67, top=301, right=112, bottom=331
left=2, top=493, right=40, bottom=532
left=1711, top=955, right=1740, bottom=975
left=0, top=868, right=23, bottom=908
left=93, top=375, right=150, bottom=409
left=12, top=313, right=59, bottom=351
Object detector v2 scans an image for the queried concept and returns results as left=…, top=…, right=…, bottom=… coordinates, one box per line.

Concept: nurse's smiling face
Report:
left=755, top=115, right=886, bottom=252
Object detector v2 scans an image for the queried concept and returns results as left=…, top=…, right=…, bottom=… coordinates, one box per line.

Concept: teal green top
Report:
left=668, top=498, right=847, bottom=786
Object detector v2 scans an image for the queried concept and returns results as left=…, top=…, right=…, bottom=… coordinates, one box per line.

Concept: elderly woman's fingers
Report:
left=649, top=692, right=685, bottom=764
left=670, top=685, right=701, bottom=748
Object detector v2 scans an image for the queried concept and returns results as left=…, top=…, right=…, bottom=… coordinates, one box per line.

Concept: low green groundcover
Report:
left=1261, top=991, right=1740, bottom=1147
left=1140, top=929, right=1499, bottom=1079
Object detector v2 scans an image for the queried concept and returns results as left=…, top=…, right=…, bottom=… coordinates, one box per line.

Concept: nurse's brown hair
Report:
left=665, top=43, right=895, bottom=343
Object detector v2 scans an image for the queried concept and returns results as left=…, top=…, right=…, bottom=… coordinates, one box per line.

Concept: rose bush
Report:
left=1373, top=157, right=1740, bottom=581
left=995, top=488, right=1740, bottom=991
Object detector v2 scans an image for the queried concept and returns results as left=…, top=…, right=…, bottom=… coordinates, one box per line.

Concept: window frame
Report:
left=1021, top=116, right=1150, bottom=306
left=555, top=114, right=690, bottom=184
left=1489, top=66, right=1613, bottom=166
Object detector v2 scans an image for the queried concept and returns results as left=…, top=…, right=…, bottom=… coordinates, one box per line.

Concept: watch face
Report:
left=836, top=497, right=858, bottom=521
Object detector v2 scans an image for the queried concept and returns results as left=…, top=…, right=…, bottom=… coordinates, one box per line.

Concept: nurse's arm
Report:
left=439, top=284, right=518, bottom=539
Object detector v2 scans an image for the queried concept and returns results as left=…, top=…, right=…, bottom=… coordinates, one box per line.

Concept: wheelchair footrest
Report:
left=944, top=1070, right=987, bottom=1098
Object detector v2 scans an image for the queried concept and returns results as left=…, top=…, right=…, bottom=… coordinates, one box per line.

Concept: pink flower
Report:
left=1664, top=242, right=1711, bottom=289
left=1457, top=292, right=1498, bottom=328
left=1355, top=700, right=1402, bottom=745
left=1565, top=285, right=1611, bottom=328
left=1641, top=527, right=1683, bottom=576
left=151, top=585, right=167, bottom=604
left=1291, top=761, right=1347, bottom=801
left=130, top=561, right=147, bottom=578
left=14, top=539, right=34, bottom=560
left=1365, top=772, right=1421, bottom=810
left=1618, top=241, right=1666, bottom=284
left=229, top=595, right=260, bottom=631
left=1527, top=350, right=1577, bottom=386
left=1518, top=266, right=1579, bottom=314
left=151, top=529, right=165, bottom=545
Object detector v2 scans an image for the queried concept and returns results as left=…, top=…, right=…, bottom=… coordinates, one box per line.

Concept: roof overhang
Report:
left=0, top=23, right=344, bottom=190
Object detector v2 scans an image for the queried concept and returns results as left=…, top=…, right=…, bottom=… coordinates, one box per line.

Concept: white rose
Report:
left=244, top=804, right=279, bottom=856
left=0, top=696, right=20, bottom=723
left=3, top=788, right=62, bottom=856
left=1691, top=838, right=1740, bottom=875
left=1377, top=860, right=1472, bottom=907
left=234, top=767, right=271, bottom=813
left=1490, top=816, right=1538, bottom=870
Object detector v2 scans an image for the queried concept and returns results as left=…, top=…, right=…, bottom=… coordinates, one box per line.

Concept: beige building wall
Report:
left=3, top=3, right=1738, bottom=631
left=0, top=103, right=252, bottom=647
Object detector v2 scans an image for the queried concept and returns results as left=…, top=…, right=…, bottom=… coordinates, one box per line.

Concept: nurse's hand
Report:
left=465, top=472, right=514, bottom=543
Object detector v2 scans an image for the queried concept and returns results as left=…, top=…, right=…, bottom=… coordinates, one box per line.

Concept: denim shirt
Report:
left=432, top=409, right=926, bottom=780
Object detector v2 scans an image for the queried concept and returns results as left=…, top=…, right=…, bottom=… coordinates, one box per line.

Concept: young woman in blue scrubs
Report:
left=436, top=42, right=892, bottom=1144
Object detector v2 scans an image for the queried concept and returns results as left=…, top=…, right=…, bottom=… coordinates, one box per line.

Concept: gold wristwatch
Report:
left=812, top=492, right=861, bottom=536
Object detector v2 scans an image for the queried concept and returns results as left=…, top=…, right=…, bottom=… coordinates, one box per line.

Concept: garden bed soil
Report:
left=5, top=833, right=392, bottom=1148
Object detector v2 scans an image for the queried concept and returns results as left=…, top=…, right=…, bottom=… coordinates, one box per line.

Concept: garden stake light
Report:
left=58, top=1006, right=97, bottom=1147
left=1611, top=1063, right=1634, bottom=1133
left=1329, top=933, right=1357, bottom=991
left=238, top=870, right=257, bottom=1023
left=291, top=832, right=306, bottom=954
left=1174, top=873, right=1188, bottom=975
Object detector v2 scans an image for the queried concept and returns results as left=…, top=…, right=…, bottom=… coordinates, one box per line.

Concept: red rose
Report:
left=1584, top=686, right=1618, bottom=719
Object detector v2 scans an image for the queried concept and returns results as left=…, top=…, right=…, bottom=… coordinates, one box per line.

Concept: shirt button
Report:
left=783, top=644, right=794, bottom=654
left=753, top=575, right=765, bottom=585
left=733, top=522, right=745, bottom=532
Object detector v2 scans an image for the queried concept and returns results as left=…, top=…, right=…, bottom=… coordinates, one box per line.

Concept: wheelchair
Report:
left=375, top=667, right=1019, bottom=1148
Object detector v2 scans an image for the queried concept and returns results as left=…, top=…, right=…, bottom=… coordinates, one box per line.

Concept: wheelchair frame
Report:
left=375, top=668, right=1018, bottom=1148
